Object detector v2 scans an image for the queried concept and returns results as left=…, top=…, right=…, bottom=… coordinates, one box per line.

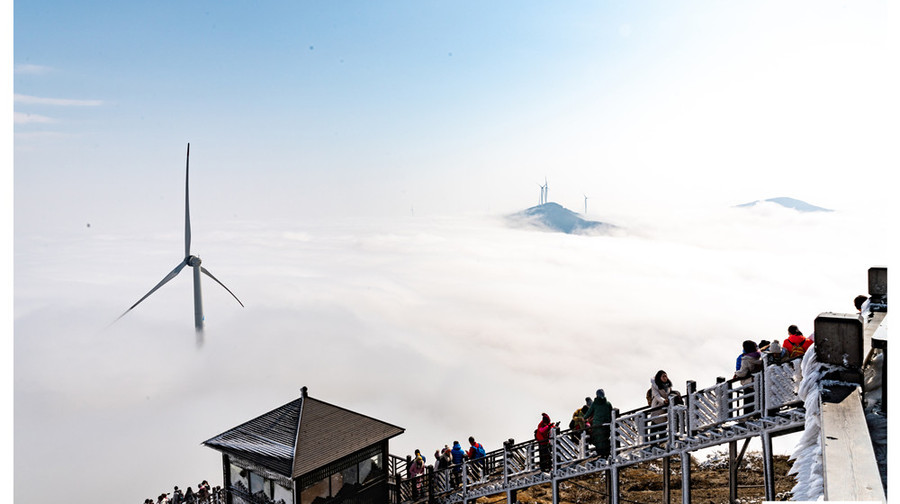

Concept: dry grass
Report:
left=469, top=452, right=795, bottom=504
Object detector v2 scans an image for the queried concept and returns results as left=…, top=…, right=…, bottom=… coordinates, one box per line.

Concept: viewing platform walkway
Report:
left=390, top=353, right=807, bottom=504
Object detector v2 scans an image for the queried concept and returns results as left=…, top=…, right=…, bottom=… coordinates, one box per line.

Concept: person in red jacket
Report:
left=783, top=325, right=812, bottom=359
left=534, top=413, right=558, bottom=472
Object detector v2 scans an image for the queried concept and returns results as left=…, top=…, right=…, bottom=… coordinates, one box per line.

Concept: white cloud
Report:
left=14, top=112, right=56, bottom=124
left=14, top=64, right=54, bottom=75
left=13, top=93, right=103, bottom=107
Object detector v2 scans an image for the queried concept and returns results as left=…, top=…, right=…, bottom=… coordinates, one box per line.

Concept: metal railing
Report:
left=389, top=354, right=805, bottom=503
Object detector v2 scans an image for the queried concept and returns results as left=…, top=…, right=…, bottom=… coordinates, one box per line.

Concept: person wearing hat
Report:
left=409, top=452, right=426, bottom=499
left=534, top=413, right=558, bottom=472
left=582, top=389, right=613, bottom=458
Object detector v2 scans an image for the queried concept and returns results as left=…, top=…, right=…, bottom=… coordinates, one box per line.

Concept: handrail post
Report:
left=716, top=377, right=728, bottom=422
left=609, top=408, right=620, bottom=503
left=610, top=408, right=618, bottom=460
left=551, top=426, right=560, bottom=504
left=426, top=465, right=434, bottom=504
left=461, top=457, right=468, bottom=503
left=762, top=353, right=771, bottom=415
left=578, top=428, right=587, bottom=458
left=754, top=369, right=764, bottom=416
left=551, top=426, right=559, bottom=474
left=685, top=380, right=696, bottom=436
left=667, top=398, right=676, bottom=448
left=502, top=439, right=510, bottom=487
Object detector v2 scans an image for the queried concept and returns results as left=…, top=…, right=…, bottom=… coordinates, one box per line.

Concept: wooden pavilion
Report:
left=203, top=386, right=405, bottom=504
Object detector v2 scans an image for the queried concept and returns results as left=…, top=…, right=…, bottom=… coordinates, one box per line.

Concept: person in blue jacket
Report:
left=450, top=441, right=466, bottom=487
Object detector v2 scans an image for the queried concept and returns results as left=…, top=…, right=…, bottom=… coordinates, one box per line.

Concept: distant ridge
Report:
left=507, top=202, right=617, bottom=235
left=735, top=197, right=833, bottom=213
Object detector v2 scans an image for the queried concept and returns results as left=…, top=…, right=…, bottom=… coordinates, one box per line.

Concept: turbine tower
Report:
left=537, top=177, right=548, bottom=205
left=584, top=194, right=589, bottom=215
left=118, top=143, right=243, bottom=331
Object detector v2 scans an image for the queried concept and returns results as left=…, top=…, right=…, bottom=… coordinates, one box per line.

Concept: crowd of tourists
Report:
left=404, top=318, right=825, bottom=490
left=142, top=480, right=222, bottom=504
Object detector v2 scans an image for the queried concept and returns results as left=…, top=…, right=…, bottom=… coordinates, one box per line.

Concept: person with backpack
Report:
left=535, top=413, right=558, bottom=472
left=582, top=389, right=613, bottom=458
left=466, top=436, right=485, bottom=459
left=783, top=325, right=812, bottom=359
left=467, top=436, right=487, bottom=477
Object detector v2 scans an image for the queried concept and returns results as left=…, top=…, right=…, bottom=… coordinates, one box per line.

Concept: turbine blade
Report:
left=116, top=260, right=188, bottom=321
left=184, top=143, right=192, bottom=257
left=200, top=266, right=244, bottom=307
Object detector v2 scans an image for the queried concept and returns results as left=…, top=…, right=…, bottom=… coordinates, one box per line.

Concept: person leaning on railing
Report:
left=734, top=340, right=763, bottom=415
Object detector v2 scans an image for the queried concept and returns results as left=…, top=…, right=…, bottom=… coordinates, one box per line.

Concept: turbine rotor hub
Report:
left=187, top=255, right=202, bottom=267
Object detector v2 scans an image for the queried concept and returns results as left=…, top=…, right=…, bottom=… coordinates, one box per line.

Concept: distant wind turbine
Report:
left=117, top=143, right=243, bottom=331
left=536, top=177, right=548, bottom=205
left=584, top=194, right=589, bottom=215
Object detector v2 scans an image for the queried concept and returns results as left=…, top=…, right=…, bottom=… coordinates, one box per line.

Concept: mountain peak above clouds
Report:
left=735, top=197, right=833, bottom=213
left=507, top=202, right=618, bottom=235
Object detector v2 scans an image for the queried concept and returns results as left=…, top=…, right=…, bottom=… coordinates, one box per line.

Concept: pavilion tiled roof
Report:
left=203, top=388, right=404, bottom=479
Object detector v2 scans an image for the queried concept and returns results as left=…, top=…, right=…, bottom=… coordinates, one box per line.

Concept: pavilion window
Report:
left=230, top=462, right=249, bottom=490
left=273, top=481, right=292, bottom=503
left=359, top=453, right=383, bottom=485
left=249, top=471, right=267, bottom=497
left=300, top=477, right=329, bottom=504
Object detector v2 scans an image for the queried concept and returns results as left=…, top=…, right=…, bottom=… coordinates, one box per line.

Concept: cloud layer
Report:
left=13, top=205, right=888, bottom=503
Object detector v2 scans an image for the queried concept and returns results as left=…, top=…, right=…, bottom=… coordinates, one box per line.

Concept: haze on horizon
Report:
left=11, top=1, right=896, bottom=503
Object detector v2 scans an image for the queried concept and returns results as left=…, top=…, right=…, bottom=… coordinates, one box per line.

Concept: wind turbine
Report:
left=584, top=194, right=589, bottom=215
left=117, top=143, right=243, bottom=331
left=536, top=177, right=548, bottom=205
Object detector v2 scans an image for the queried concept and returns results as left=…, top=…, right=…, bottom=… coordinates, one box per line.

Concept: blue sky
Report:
left=9, top=2, right=898, bottom=503
left=14, top=1, right=896, bottom=232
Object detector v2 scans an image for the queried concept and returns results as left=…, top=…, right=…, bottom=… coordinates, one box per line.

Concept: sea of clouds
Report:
left=13, top=203, right=888, bottom=503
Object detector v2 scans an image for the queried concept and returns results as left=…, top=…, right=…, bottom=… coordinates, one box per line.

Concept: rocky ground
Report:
left=477, top=451, right=795, bottom=504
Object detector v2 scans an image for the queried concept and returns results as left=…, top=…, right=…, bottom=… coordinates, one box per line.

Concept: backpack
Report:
left=787, top=338, right=807, bottom=358
left=474, top=443, right=486, bottom=459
